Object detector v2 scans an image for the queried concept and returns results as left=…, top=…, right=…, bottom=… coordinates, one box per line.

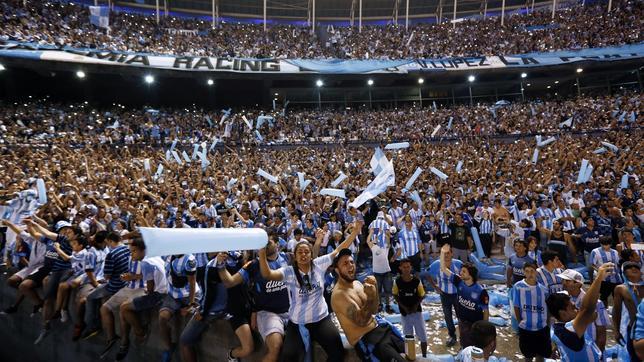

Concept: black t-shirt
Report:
left=449, top=223, right=472, bottom=250
left=394, top=276, right=423, bottom=316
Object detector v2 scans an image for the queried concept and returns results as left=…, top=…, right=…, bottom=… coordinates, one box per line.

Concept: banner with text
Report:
left=0, top=41, right=642, bottom=74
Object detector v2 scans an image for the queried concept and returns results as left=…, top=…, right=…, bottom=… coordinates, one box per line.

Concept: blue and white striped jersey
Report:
left=512, top=280, right=549, bottom=331
left=166, top=254, right=202, bottom=300
left=279, top=254, right=333, bottom=324
left=398, top=224, right=421, bottom=257
left=590, top=247, right=621, bottom=284
left=536, top=267, right=563, bottom=294
left=369, top=217, right=390, bottom=247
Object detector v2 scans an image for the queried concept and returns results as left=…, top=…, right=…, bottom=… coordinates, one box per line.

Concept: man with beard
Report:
left=331, top=248, right=406, bottom=362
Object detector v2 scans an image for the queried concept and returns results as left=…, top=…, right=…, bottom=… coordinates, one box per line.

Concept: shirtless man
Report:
left=331, top=248, right=406, bottom=362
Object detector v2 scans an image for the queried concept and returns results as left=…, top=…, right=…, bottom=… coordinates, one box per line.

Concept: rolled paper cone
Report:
left=535, top=135, right=542, bottom=145
left=600, top=141, right=619, bottom=153
left=384, top=142, right=410, bottom=150
left=470, top=227, right=487, bottom=260
left=257, top=168, right=278, bottom=183
left=171, top=150, right=182, bottom=165
left=409, top=190, right=423, bottom=209
left=537, top=137, right=556, bottom=147
left=191, top=144, right=200, bottom=160
left=583, top=164, right=594, bottom=183
left=593, top=147, right=607, bottom=154
left=431, top=124, right=441, bottom=137
left=404, top=167, right=423, bottom=190
left=144, top=158, right=151, bottom=172
left=320, top=188, right=346, bottom=199
left=170, top=139, right=178, bottom=151
left=139, top=227, right=268, bottom=257
left=531, top=148, right=539, bottom=164
left=227, top=178, right=238, bottom=191
left=576, top=159, right=589, bottom=184
left=301, top=180, right=312, bottom=191
left=447, top=116, right=453, bottom=129
left=181, top=151, right=191, bottom=163
left=36, top=178, right=47, bottom=204
left=165, top=150, right=172, bottom=161
left=154, top=164, right=164, bottom=178
left=621, top=174, right=629, bottom=189
left=455, top=161, right=463, bottom=173
left=330, top=172, right=347, bottom=188
left=242, top=116, right=252, bottom=129
left=430, top=167, right=448, bottom=180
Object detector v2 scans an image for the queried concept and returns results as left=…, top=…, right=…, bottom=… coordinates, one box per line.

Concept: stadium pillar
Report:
left=608, top=0, right=612, bottom=12
left=155, top=0, right=160, bottom=24
left=637, top=69, right=643, bottom=92
left=468, top=85, right=473, bottom=106
left=263, top=0, right=267, bottom=32
left=451, top=88, right=455, bottom=105
left=317, top=89, right=321, bottom=110
left=359, top=0, right=362, bottom=32
left=212, top=0, right=217, bottom=29
left=418, top=87, right=422, bottom=107
left=576, top=77, right=581, bottom=96
left=164, top=0, right=168, bottom=17
left=452, top=0, right=457, bottom=28
left=405, top=0, right=410, bottom=30
left=312, top=0, right=316, bottom=31
left=551, top=0, right=556, bottom=19
left=531, top=0, right=535, bottom=12
left=501, top=0, right=505, bottom=26
left=483, top=0, right=488, bottom=19
left=520, top=81, right=525, bottom=102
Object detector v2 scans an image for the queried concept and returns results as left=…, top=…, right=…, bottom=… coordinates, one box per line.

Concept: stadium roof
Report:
left=110, top=0, right=564, bottom=23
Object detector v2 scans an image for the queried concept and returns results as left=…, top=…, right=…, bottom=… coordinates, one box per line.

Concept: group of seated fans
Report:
left=0, top=90, right=642, bottom=361
left=0, top=92, right=640, bottom=147
left=0, top=0, right=642, bottom=59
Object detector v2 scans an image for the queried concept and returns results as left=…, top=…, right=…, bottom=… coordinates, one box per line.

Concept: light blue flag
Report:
left=171, top=150, right=182, bottom=165
left=384, top=142, right=410, bottom=150
left=191, top=144, right=200, bottom=160
left=331, top=172, right=348, bottom=187
left=621, top=174, right=630, bottom=189
left=403, top=167, right=423, bottom=191
left=36, top=178, right=47, bottom=205
left=181, top=151, right=191, bottom=163
left=447, top=116, right=453, bottom=129
left=576, top=159, right=588, bottom=184
left=531, top=148, right=539, bottom=164
left=583, top=164, right=594, bottom=183
left=154, top=164, right=164, bottom=179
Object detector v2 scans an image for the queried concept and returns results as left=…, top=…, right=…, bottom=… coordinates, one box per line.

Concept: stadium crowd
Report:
left=0, top=0, right=642, bottom=59
left=0, top=92, right=641, bottom=147
left=0, top=91, right=643, bottom=360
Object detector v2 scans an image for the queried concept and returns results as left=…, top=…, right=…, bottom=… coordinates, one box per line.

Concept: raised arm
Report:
left=258, top=247, right=284, bottom=281
left=573, top=263, right=613, bottom=338
left=24, top=218, right=57, bottom=240
left=439, top=244, right=453, bottom=276
left=215, top=253, right=244, bottom=288
left=329, top=221, right=363, bottom=258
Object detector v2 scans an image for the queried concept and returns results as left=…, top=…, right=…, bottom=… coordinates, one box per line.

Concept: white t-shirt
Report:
left=370, top=244, right=391, bottom=274
left=141, top=256, right=169, bottom=294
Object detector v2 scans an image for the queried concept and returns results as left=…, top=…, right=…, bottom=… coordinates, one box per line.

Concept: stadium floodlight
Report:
left=144, top=75, right=155, bottom=84
left=418, top=78, right=424, bottom=84
left=207, top=79, right=214, bottom=86
left=316, top=79, right=323, bottom=87
left=576, top=68, right=583, bottom=73
left=367, top=79, right=374, bottom=86
left=468, top=75, right=476, bottom=83
left=0, top=63, right=6, bottom=71
left=76, top=70, right=86, bottom=79
left=521, top=72, right=527, bottom=78
left=554, top=80, right=559, bottom=84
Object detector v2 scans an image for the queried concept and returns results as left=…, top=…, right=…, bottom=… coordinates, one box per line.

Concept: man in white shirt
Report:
left=367, top=223, right=395, bottom=314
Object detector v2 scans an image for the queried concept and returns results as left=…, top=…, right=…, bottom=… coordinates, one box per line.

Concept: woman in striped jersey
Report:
left=258, top=221, right=362, bottom=362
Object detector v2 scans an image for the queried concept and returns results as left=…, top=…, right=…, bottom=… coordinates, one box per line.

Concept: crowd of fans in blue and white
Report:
left=0, top=91, right=642, bottom=361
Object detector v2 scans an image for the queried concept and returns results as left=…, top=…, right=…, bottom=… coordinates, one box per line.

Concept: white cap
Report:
left=556, top=269, right=584, bottom=284
left=390, top=226, right=397, bottom=234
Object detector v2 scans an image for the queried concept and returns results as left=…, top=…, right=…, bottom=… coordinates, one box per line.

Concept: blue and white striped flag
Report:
left=89, top=6, right=110, bottom=29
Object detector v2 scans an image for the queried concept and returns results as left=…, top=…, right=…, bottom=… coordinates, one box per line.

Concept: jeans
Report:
left=84, top=284, right=114, bottom=330
left=374, top=272, right=392, bottom=305
left=280, top=315, right=344, bottom=362
left=439, top=292, right=458, bottom=338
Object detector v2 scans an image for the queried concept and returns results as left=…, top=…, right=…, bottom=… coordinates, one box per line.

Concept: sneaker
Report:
left=227, top=349, right=240, bottom=362
left=60, top=310, right=69, bottom=323
left=446, top=336, right=457, bottom=347
left=100, top=336, right=120, bottom=359
left=72, top=324, right=85, bottom=342
left=115, top=344, right=129, bottom=361
left=81, top=327, right=101, bottom=340
left=34, top=328, right=49, bottom=345
left=385, top=305, right=395, bottom=314
left=1, top=305, right=18, bottom=315
left=30, top=304, right=43, bottom=318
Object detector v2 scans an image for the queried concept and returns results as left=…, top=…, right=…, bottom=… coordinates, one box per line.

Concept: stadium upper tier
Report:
left=0, top=0, right=641, bottom=60
left=0, top=92, right=639, bottom=147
